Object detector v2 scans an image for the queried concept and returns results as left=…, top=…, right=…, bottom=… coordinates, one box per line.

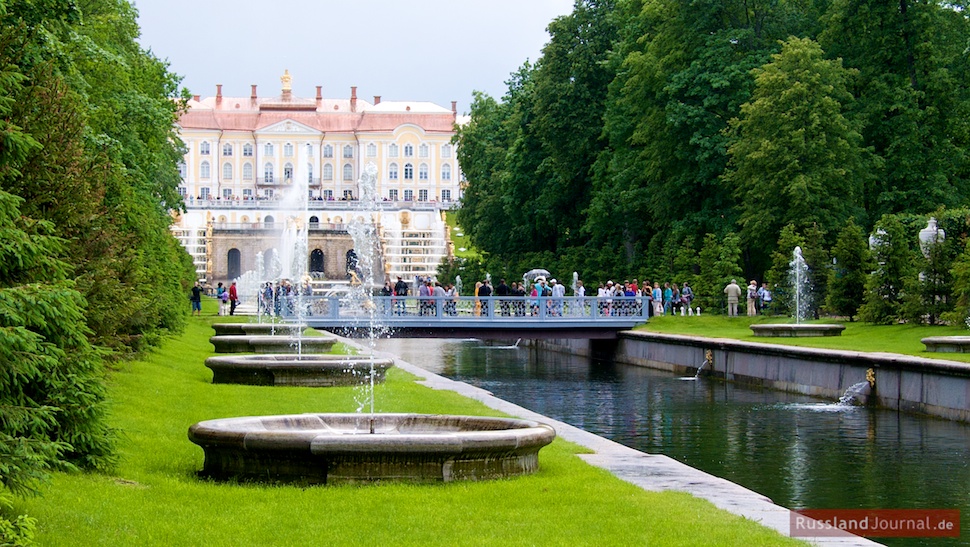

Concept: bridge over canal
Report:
left=278, top=295, right=648, bottom=340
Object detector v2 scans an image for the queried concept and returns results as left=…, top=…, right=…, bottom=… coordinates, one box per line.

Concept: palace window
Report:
left=404, top=163, right=413, bottom=180
left=343, top=189, right=354, bottom=199
left=177, top=186, right=186, bottom=197
left=222, top=188, right=232, bottom=199
left=419, top=163, right=429, bottom=180
left=441, top=164, right=452, bottom=180
left=343, top=144, right=354, bottom=158
left=284, top=143, right=294, bottom=157
left=323, top=164, right=333, bottom=180
left=343, top=163, right=353, bottom=181
left=222, top=143, right=233, bottom=156
left=200, top=187, right=210, bottom=199
left=441, top=144, right=452, bottom=158
left=323, top=144, right=333, bottom=158
left=178, top=162, right=187, bottom=179
left=264, top=163, right=274, bottom=182
left=419, top=143, right=429, bottom=158
left=264, top=143, right=274, bottom=156
left=404, top=189, right=413, bottom=201
left=441, top=189, right=452, bottom=201
left=200, top=142, right=210, bottom=155
left=323, top=189, right=333, bottom=200
left=200, top=161, right=210, bottom=179
left=243, top=143, right=253, bottom=157
left=306, top=143, right=314, bottom=156
left=389, top=163, right=399, bottom=180
left=243, top=163, right=253, bottom=180
left=418, top=189, right=428, bottom=201
left=243, top=189, right=253, bottom=198
left=283, top=163, right=293, bottom=181
left=404, top=143, right=413, bottom=157
left=222, top=162, right=232, bottom=181
left=389, top=143, right=399, bottom=157
left=264, top=189, right=274, bottom=198
left=366, top=143, right=377, bottom=157
left=307, top=164, right=314, bottom=182
left=388, top=189, right=399, bottom=201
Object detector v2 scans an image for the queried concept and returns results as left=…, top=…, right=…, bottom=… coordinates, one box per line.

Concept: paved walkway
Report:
left=361, top=339, right=882, bottom=547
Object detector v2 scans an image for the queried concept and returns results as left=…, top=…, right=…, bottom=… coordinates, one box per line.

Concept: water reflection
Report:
left=376, top=338, right=969, bottom=546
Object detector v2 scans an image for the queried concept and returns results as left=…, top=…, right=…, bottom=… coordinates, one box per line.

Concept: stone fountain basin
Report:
left=204, top=354, right=394, bottom=387
left=750, top=324, right=845, bottom=337
left=209, top=334, right=336, bottom=354
left=188, top=413, right=557, bottom=484
left=211, top=323, right=307, bottom=336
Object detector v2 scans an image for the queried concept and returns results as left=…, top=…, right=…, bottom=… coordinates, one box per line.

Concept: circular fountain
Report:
left=751, top=246, right=844, bottom=337
left=188, top=413, right=557, bottom=484
left=211, top=323, right=307, bottom=336
left=205, top=354, right=394, bottom=386
left=209, top=334, right=337, bottom=354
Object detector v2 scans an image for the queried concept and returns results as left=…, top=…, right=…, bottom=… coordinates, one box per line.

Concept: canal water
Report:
left=374, top=338, right=970, bottom=546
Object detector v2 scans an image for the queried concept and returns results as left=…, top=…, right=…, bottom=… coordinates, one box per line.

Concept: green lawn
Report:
left=639, top=313, right=970, bottom=361
left=15, top=309, right=804, bottom=546
left=446, top=211, right=478, bottom=260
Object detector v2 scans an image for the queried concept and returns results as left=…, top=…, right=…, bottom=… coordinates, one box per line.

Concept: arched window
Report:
left=222, top=143, right=233, bottom=156
left=283, top=163, right=294, bottom=182
left=404, top=163, right=413, bottom=180
left=264, top=163, right=274, bottom=182
left=389, top=143, right=399, bottom=157
left=243, top=143, right=253, bottom=157
left=419, top=143, right=429, bottom=158
left=441, top=144, right=452, bottom=158
left=306, top=143, right=314, bottom=157
left=389, top=163, right=399, bottom=180
left=343, top=144, right=354, bottom=158
left=343, top=163, right=354, bottom=181
left=200, top=161, right=210, bottom=179
left=222, top=162, right=232, bottom=181
left=419, top=163, right=429, bottom=180
left=284, top=143, right=294, bottom=157
left=404, top=144, right=414, bottom=157
left=264, top=143, right=274, bottom=156
left=227, top=249, right=241, bottom=280
left=323, top=164, right=333, bottom=180
left=366, top=143, right=377, bottom=157
left=200, top=142, right=210, bottom=155
left=323, top=144, right=334, bottom=158
left=243, top=163, right=253, bottom=180
left=441, top=164, right=452, bottom=180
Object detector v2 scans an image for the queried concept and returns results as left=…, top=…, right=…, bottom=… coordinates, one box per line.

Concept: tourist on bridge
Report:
left=393, top=276, right=408, bottom=315
left=550, top=278, right=565, bottom=316
left=478, top=279, right=492, bottom=316
left=495, top=278, right=511, bottom=316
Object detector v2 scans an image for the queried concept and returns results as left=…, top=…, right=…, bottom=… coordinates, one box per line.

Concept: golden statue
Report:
left=281, top=69, right=292, bottom=92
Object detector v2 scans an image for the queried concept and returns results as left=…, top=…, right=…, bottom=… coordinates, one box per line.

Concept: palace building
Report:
left=172, top=71, right=463, bottom=287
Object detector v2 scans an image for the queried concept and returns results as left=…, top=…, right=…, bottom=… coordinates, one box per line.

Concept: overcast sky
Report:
left=133, top=0, right=574, bottom=113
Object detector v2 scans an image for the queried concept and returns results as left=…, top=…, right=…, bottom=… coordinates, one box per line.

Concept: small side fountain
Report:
left=838, top=368, right=876, bottom=406
left=205, top=354, right=394, bottom=387
left=751, top=247, right=845, bottom=337
left=189, top=160, right=556, bottom=483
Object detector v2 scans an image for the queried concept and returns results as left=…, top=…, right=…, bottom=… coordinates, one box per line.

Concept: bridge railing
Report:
left=272, top=295, right=649, bottom=323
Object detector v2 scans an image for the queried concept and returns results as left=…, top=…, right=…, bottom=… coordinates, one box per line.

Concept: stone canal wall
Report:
left=535, top=332, right=970, bottom=423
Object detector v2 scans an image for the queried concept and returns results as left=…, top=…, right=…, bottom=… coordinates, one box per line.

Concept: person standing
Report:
left=681, top=282, right=694, bottom=313
left=215, top=282, right=227, bottom=316
left=550, top=278, right=565, bottom=316
left=758, top=282, right=772, bottom=315
left=393, top=276, right=409, bottom=316
left=190, top=281, right=203, bottom=317
left=478, top=279, right=492, bottom=316
left=746, top=280, right=759, bottom=316
left=228, top=281, right=239, bottom=316
left=495, top=278, right=511, bottom=316
left=724, top=279, right=742, bottom=317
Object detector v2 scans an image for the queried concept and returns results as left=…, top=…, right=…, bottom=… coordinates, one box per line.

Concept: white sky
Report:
left=133, top=0, right=575, bottom=114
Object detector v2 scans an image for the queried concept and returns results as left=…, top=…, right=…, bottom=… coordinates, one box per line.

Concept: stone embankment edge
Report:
left=332, top=334, right=880, bottom=547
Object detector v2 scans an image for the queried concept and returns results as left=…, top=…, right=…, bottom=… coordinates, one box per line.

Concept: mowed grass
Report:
left=639, top=313, right=970, bottom=361
left=15, top=300, right=804, bottom=546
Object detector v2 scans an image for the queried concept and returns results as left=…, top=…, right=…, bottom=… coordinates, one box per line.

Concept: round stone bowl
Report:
left=750, top=324, right=845, bottom=337
left=188, top=413, right=557, bottom=484
left=204, top=354, right=394, bottom=387
left=211, top=323, right=307, bottom=336
left=921, top=336, right=970, bottom=353
left=209, top=334, right=336, bottom=354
